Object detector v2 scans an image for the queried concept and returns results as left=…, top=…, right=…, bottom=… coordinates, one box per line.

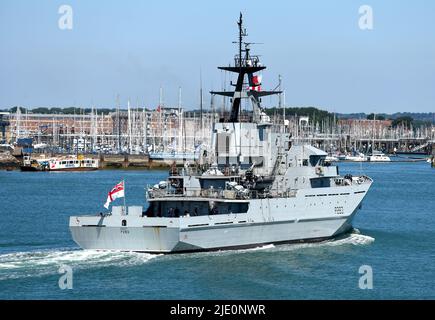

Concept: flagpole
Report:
left=123, top=179, right=127, bottom=215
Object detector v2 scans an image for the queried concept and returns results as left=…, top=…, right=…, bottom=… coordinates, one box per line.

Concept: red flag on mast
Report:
left=104, top=181, right=125, bottom=209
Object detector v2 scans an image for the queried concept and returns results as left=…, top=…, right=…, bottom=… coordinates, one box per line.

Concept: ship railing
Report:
left=168, top=165, right=241, bottom=177
left=334, top=175, right=372, bottom=187
left=146, top=186, right=184, bottom=199
left=147, top=185, right=299, bottom=200
left=168, top=167, right=203, bottom=176
left=356, top=175, right=373, bottom=184
left=267, top=189, right=298, bottom=198
left=234, top=55, right=261, bottom=68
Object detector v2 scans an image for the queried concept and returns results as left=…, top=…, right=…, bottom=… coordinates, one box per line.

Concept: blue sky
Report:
left=0, top=0, right=434, bottom=113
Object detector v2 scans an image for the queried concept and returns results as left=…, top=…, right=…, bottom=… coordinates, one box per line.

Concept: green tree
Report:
left=10, top=106, right=27, bottom=113
left=31, top=107, right=50, bottom=114
left=367, top=113, right=385, bottom=120
left=392, top=116, right=413, bottom=128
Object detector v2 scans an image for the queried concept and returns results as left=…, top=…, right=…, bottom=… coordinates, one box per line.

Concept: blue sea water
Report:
left=0, top=162, right=434, bottom=299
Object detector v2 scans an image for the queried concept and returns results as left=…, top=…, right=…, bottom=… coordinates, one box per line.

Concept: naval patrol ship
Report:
left=69, top=15, right=373, bottom=253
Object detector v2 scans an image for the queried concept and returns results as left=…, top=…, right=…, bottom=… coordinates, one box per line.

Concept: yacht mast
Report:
left=372, top=113, right=376, bottom=154
left=178, top=86, right=182, bottom=153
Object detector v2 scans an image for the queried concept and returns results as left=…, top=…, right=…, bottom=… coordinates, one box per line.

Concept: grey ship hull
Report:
left=70, top=182, right=370, bottom=253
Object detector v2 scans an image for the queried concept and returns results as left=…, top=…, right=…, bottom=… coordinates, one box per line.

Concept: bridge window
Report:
left=310, top=178, right=331, bottom=188
left=309, top=155, right=323, bottom=166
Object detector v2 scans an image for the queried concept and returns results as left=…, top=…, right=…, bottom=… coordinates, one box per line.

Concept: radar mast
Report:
left=211, top=13, right=281, bottom=123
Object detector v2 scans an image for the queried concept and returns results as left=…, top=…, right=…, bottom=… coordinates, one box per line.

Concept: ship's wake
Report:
left=0, top=231, right=374, bottom=280
left=252, top=229, right=375, bottom=253
left=0, top=249, right=158, bottom=281
left=326, top=229, right=375, bottom=247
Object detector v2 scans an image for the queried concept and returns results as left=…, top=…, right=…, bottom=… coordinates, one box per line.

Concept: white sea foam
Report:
left=246, top=244, right=276, bottom=251
left=326, top=232, right=375, bottom=247
left=268, top=231, right=375, bottom=253
left=0, top=249, right=158, bottom=280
